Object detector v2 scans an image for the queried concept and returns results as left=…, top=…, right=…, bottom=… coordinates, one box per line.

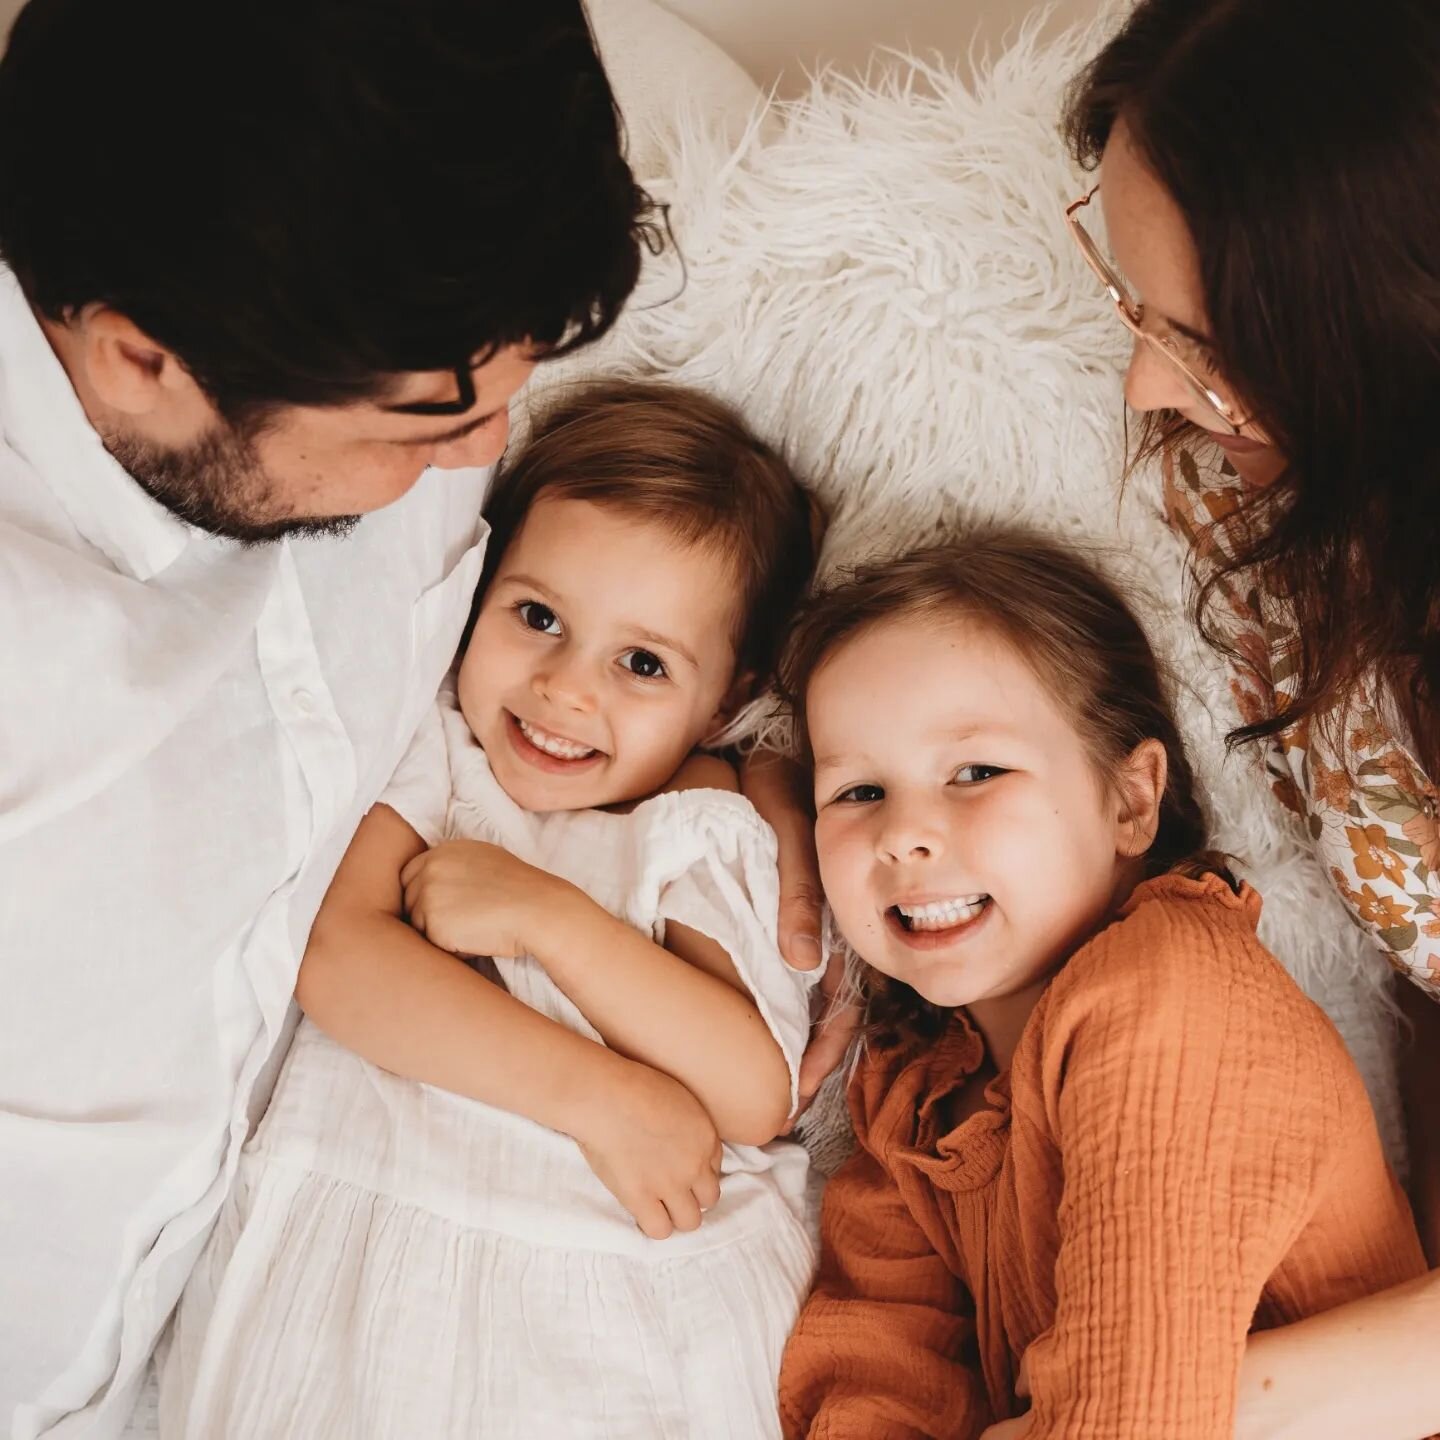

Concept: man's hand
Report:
left=739, top=749, right=860, bottom=1118
left=795, top=964, right=862, bottom=1120
left=739, top=750, right=824, bottom=972
left=399, top=839, right=572, bottom=959
left=574, top=1061, right=723, bottom=1240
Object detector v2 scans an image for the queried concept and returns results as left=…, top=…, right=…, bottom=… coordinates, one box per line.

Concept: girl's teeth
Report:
left=518, top=717, right=596, bottom=760
left=895, top=897, right=987, bottom=931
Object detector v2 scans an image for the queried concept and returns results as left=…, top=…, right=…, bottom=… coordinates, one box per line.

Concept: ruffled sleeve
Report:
left=373, top=699, right=451, bottom=847
left=640, top=790, right=820, bottom=1114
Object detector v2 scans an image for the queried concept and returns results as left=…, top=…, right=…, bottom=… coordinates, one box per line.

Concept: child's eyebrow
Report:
left=495, top=571, right=563, bottom=604
left=625, top=626, right=699, bottom=672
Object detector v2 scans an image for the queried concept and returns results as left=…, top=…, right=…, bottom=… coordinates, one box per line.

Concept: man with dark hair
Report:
left=0, top=1, right=650, bottom=1432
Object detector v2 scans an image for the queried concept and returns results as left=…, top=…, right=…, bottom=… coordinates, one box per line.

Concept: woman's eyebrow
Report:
left=1161, top=313, right=1216, bottom=349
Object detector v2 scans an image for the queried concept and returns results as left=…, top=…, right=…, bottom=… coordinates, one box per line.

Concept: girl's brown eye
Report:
left=516, top=601, right=560, bottom=635
left=620, top=648, right=667, bottom=680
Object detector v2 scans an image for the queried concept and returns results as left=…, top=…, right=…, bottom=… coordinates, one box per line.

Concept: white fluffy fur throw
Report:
left=535, top=18, right=1406, bottom=1168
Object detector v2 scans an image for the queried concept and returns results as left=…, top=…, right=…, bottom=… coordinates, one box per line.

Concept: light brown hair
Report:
left=475, top=379, right=814, bottom=681
left=778, top=527, right=1230, bottom=1045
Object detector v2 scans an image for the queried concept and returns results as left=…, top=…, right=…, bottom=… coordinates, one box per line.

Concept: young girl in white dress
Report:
left=157, top=381, right=820, bottom=1439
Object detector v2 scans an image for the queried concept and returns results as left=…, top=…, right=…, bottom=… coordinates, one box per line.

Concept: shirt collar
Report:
left=0, top=266, right=191, bottom=581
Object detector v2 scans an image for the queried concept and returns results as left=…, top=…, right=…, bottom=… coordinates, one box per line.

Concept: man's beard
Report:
left=104, top=417, right=359, bottom=546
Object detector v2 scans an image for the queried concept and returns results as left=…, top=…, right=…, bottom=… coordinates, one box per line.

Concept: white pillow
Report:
left=586, top=0, right=763, bottom=184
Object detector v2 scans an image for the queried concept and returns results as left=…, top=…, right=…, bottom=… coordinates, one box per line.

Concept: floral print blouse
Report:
left=1164, top=444, right=1440, bottom=998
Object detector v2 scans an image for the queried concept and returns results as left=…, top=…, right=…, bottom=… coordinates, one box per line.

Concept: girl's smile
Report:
left=458, top=496, right=743, bottom=814
left=809, top=612, right=1146, bottom=1013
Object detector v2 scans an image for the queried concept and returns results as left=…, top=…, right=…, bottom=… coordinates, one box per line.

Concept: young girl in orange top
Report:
left=777, top=531, right=1430, bottom=1440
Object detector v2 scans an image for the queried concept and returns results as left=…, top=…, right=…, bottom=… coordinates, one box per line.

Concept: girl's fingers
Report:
left=664, top=1190, right=703, bottom=1234
left=632, top=1197, right=673, bottom=1242
left=694, top=1168, right=721, bottom=1212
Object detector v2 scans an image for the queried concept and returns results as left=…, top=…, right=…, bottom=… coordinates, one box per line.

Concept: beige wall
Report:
left=660, top=0, right=1102, bottom=92
left=0, top=1, right=1102, bottom=78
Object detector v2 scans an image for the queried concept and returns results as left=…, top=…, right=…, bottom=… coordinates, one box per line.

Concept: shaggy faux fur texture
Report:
left=529, top=16, right=1406, bottom=1170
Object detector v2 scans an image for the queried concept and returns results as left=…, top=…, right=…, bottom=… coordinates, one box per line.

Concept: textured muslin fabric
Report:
left=157, top=695, right=820, bottom=1439
left=780, top=874, right=1429, bottom=1440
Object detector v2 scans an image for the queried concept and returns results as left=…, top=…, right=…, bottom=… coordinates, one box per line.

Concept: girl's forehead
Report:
left=809, top=613, right=1054, bottom=734
left=499, top=497, right=742, bottom=667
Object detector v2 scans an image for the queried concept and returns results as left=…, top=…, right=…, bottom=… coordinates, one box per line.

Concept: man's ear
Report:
left=75, top=306, right=198, bottom=417
left=1114, top=737, right=1168, bottom=859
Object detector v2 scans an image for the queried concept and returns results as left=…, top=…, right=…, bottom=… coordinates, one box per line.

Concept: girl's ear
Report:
left=1114, top=737, right=1168, bottom=859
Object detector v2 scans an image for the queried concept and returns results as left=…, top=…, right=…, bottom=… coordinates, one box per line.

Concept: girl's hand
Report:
left=573, top=1061, right=723, bottom=1240
left=400, top=839, right=571, bottom=959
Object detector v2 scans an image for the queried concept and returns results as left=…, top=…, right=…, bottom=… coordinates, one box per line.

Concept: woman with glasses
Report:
left=1002, top=1, right=1440, bottom=1436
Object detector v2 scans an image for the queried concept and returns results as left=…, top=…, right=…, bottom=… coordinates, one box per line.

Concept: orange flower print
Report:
left=1401, top=808, right=1440, bottom=873
left=1310, top=760, right=1351, bottom=813
left=1330, top=867, right=1363, bottom=908
left=1421, top=917, right=1440, bottom=941
left=1230, top=678, right=1268, bottom=729
left=1346, top=824, right=1408, bottom=888
left=1348, top=714, right=1389, bottom=755
left=1374, top=748, right=1423, bottom=793
left=1201, top=486, right=1244, bottom=526
left=1353, top=884, right=1411, bottom=930
left=1232, top=631, right=1274, bottom=691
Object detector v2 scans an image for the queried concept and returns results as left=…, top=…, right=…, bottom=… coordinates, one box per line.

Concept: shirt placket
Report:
left=255, top=541, right=358, bottom=904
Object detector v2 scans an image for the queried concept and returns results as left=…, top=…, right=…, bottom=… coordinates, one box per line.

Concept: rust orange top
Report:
left=780, top=873, right=1428, bottom=1439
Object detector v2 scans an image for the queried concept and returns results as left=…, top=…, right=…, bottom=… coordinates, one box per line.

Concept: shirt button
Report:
left=292, top=689, right=316, bottom=717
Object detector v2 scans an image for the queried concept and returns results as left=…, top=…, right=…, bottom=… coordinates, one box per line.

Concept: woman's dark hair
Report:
left=1065, top=0, right=1440, bottom=776
left=0, top=0, right=656, bottom=420
left=779, top=528, right=1228, bottom=1045
left=475, top=379, right=815, bottom=680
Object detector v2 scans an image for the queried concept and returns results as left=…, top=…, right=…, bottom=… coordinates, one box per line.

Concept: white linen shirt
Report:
left=0, top=266, right=490, bottom=1439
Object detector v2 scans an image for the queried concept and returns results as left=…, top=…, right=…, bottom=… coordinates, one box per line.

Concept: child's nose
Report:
left=876, top=802, right=947, bottom=865
left=533, top=650, right=599, bottom=714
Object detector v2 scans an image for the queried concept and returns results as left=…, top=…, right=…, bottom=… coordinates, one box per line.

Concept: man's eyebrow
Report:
left=386, top=408, right=501, bottom=448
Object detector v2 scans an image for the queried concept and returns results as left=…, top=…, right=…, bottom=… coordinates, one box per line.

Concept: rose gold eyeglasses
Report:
left=1065, top=184, right=1244, bottom=434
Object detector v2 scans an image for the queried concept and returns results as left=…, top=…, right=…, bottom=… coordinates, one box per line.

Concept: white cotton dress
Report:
left=155, top=695, right=820, bottom=1440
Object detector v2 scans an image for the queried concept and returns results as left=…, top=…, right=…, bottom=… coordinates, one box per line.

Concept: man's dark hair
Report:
left=0, top=0, right=655, bottom=419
